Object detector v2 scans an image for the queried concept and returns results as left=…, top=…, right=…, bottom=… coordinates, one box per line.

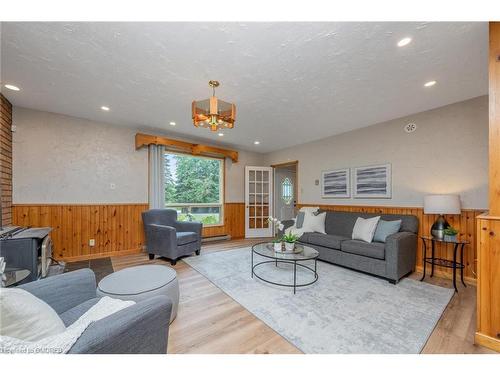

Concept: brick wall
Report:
left=0, top=93, right=13, bottom=227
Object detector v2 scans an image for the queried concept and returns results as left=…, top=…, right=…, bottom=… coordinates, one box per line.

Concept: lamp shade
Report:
left=423, top=194, right=461, bottom=215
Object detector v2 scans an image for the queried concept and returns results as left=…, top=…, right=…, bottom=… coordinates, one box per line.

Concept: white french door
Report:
left=245, top=166, right=274, bottom=238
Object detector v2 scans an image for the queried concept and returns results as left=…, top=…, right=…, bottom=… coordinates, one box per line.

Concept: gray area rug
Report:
left=183, top=247, right=454, bottom=354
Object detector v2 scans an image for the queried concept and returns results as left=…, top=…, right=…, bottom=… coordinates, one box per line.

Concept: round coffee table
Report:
left=251, top=242, right=319, bottom=294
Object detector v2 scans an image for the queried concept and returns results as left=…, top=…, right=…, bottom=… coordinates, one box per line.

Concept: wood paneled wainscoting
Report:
left=298, top=204, right=484, bottom=282
left=12, top=203, right=245, bottom=262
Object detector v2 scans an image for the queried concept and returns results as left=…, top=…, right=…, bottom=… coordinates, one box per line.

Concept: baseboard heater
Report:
left=202, top=234, right=231, bottom=243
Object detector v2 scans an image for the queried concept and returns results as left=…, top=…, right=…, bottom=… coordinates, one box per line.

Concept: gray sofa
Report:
left=19, top=268, right=172, bottom=354
left=282, top=211, right=419, bottom=283
left=142, top=209, right=203, bottom=265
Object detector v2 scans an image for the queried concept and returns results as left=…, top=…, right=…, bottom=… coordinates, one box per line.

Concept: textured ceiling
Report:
left=0, top=22, right=488, bottom=152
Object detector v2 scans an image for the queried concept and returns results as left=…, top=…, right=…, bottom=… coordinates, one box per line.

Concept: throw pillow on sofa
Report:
left=0, top=288, right=66, bottom=341
left=301, top=211, right=327, bottom=234
left=352, top=216, right=381, bottom=243
left=295, top=212, right=306, bottom=228
left=373, top=219, right=402, bottom=243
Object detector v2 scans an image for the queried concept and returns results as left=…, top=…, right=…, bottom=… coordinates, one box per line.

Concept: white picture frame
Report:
left=353, top=163, right=392, bottom=199
left=321, top=168, right=351, bottom=198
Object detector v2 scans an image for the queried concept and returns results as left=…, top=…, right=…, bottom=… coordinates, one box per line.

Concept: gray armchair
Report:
left=18, top=269, right=172, bottom=354
left=142, top=209, right=203, bottom=265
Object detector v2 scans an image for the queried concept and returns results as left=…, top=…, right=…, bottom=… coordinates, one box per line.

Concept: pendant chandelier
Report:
left=192, top=80, right=236, bottom=132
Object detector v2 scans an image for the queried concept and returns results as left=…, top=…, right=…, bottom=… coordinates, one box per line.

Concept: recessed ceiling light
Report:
left=254, top=141, right=260, bottom=145
left=169, top=122, right=176, bottom=126
left=218, top=133, right=224, bottom=137
left=4, top=84, right=20, bottom=91
left=424, top=80, right=437, bottom=87
left=101, top=106, right=110, bottom=111
left=397, top=37, right=412, bottom=47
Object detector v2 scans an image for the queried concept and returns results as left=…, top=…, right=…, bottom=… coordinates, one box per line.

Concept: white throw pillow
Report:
left=0, top=288, right=66, bottom=341
left=352, top=216, right=381, bottom=243
left=301, top=211, right=326, bottom=234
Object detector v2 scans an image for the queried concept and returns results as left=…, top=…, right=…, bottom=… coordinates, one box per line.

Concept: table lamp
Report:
left=423, top=194, right=461, bottom=240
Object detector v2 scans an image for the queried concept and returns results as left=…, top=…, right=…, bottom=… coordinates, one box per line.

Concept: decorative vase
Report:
left=444, top=234, right=457, bottom=242
left=284, top=242, right=295, bottom=252
left=273, top=242, right=282, bottom=252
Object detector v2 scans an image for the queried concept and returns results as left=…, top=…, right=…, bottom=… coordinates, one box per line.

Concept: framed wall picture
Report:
left=353, top=163, right=392, bottom=198
left=321, top=168, right=350, bottom=198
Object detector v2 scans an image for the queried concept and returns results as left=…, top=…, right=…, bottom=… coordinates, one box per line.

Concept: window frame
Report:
left=164, top=151, right=225, bottom=227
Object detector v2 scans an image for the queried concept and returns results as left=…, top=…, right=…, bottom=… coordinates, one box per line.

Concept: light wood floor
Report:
left=110, top=238, right=495, bottom=354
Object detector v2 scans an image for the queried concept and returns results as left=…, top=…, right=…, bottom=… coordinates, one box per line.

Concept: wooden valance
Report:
left=135, top=133, right=238, bottom=162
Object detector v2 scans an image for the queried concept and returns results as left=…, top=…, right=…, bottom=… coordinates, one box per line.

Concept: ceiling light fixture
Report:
left=192, top=80, right=236, bottom=132
left=169, top=122, right=176, bottom=126
left=4, top=84, right=20, bottom=91
left=424, top=80, right=437, bottom=87
left=397, top=37, right=412, bottom=47
left=101, top=106, right=110, bottom=111
left=218, top=133, right=224, bottom=137
left=254, top=141, right=260, bottom=145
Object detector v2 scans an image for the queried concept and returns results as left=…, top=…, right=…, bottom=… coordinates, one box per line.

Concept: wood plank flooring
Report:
left=108, top=238, right=494, bottom=354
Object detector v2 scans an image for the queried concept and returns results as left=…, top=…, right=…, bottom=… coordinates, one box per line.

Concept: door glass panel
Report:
left=263, top=171, right=269, bottom=182
left=257, top=218, right=263, bottom=228
left=249, top=182, right=255, bottom=194
left=281, top=177, right=293, bottom=204
left=249, top=170, right=255, bottom=182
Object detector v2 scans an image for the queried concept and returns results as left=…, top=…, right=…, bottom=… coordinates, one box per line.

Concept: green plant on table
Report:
left=443, top=226, right=459, bottom=236
left=272, top=237, right=282, bottom=244
left=282, top=233, right=299, bottom=243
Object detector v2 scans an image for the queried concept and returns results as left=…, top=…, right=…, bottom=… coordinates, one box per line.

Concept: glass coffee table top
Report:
left=252, top=242, right=319, bottom=261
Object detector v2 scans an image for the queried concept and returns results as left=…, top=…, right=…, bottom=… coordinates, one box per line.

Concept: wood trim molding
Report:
left=135, top=133, right=238, bottom=162
left=490, top=22, right=500, bottom=215
left=475, top=332, right=500, bottom=352
left=271, top=160, right=298, bottom=168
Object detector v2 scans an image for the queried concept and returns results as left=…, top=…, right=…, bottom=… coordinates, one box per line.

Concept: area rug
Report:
left=183, top=247, right=454, bottom=354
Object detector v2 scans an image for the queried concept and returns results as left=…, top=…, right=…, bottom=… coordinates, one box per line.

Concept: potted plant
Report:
left=282, top=233, right=299, bottom=252
left=443, top=226, right=459, bottom=242
left=272, top=238, right=283, bottom=252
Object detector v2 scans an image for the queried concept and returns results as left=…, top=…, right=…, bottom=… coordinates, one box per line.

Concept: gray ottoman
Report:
left=96, top=265, right=179, bottom=323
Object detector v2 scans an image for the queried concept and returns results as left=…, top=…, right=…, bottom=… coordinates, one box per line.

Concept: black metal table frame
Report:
left=419, top=237, right=466, bottom=293
left=251, top=244, right=318, bottom=294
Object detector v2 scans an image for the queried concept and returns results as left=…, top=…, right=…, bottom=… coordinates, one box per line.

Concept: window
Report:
left=281, top=177, right=293, bottom=204
left=164, top=152, right=224, bottom=226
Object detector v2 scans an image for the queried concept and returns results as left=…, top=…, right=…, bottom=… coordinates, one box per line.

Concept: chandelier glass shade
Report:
left=192, top=81, right=236, bottom=132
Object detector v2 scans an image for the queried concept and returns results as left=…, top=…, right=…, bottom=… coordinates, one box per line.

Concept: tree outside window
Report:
left=164, top=152, right=224, bottom=226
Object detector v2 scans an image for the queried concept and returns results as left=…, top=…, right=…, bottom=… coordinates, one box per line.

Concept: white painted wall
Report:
left=12, top=107, right=264, bottom=204
left=264, top=96, right=489, bottom=209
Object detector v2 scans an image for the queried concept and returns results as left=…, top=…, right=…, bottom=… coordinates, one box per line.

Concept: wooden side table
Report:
left=419, top=236, right=469, bottom=293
